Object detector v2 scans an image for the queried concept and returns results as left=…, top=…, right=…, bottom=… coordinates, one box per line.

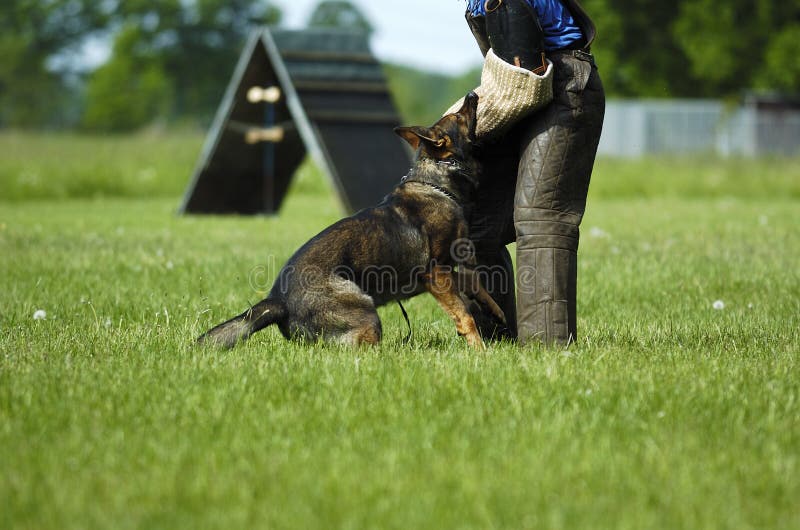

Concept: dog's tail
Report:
left=197, top=298, right=286, bottom=349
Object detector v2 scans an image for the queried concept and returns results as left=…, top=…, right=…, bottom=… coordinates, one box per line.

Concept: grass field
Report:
left=1, top=131, right=799, bottom=529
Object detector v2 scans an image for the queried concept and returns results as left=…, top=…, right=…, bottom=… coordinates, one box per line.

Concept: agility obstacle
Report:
left=180, top=27, right=411, bottom=215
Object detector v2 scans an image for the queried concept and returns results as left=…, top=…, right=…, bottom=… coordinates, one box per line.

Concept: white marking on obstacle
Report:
left=245, top=127, right=285, bottom=144
left=247, top=86, right=282, bottom=104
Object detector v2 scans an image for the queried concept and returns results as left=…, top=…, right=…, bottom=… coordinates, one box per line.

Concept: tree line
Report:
left=0, top=0, right=798, bottom=131
left=584, top=0, right=800, bottom=99
left=0, top=0, right=280, bottom=129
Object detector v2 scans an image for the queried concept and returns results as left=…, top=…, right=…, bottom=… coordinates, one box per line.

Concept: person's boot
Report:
left=515, top=212, right=580, bottom=346
left=516, top=246, right=577, bottom=345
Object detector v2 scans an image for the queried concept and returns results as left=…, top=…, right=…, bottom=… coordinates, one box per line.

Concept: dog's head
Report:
left=394, top=91, right=479, bottom=174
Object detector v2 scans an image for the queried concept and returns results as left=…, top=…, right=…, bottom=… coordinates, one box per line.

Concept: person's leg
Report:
left=471, top=245, right=516, bottom=340
left=514, top=53, right=605, bottom=346
left=465, top=139, right=518, bottom=340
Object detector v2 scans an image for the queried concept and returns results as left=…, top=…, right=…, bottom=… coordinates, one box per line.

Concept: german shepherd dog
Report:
left=198, top=92, right=504, bottom=348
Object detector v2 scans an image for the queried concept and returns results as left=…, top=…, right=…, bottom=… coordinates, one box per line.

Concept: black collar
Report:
left=402, top=179, right=460, bottom=202
left=434, top=158, right=474, bottom=182
left=400, top=159, right=472, bottom=202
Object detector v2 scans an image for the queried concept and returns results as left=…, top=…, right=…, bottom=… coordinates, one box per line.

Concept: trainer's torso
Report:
left=466, top=0, right=584, bottom=50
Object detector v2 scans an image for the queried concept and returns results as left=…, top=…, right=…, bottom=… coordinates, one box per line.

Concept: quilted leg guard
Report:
left=515, top=219, right=579, bottom=345
left=513, top=51, right=605, bottom=346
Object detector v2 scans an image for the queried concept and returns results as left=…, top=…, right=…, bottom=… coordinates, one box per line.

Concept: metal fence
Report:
left=597, top=99, right=800, bottom=157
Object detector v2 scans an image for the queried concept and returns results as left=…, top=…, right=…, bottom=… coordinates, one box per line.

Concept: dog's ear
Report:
left=394, top=126, right=446, bottom=151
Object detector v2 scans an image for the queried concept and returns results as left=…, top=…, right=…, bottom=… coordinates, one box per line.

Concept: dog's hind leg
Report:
left=304, top=275, right=383, bottom=347
left=426, top=265, right=484, bottom=348
left=336, top=310, right=382, bottom=347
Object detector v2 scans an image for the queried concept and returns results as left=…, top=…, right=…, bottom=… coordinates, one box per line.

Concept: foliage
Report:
left=384, top=63, right=481, bottom=126
left=80, top=1, right=281, bottom=131
left=308, top=1, right=374, bottom=35
left=82, top=26, right=173, bottom=132
left=583, top=0, right=800, bottom=97
left=582, top=0, right=695, bottom=97
left=672, top=1, right=800, bottom=96
left=0, top=0, right=280, bottom=130
left=0, top=0, right=107, bottom=127
left=754, top=23, right=800, bottom=93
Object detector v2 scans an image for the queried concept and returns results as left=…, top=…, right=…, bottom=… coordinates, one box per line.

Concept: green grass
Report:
left=0, top=130, right=202, bottom=201
left=1, top=131, right=799, bottom=529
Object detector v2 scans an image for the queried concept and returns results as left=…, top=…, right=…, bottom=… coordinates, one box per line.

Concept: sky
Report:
left=274, top=0, right=484, bottom=74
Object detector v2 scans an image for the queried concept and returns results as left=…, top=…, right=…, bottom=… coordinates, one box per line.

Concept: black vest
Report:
left=466, top=0, right=597, bottom=56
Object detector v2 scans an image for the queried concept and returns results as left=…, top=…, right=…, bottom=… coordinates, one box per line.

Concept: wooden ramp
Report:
left=180, top=27, right=411, bottom=215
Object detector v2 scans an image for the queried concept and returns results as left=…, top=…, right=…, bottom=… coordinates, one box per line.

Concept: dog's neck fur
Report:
left=401, top=157, right=476, bottom=204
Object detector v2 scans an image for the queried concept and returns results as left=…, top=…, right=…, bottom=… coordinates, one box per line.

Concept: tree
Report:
left=0, top=0, right=281, bottom=129
left=760, top=24, right=800, bottom=93
left=673, top=0, right=800, bottom=96
left=581, top=0, right=704, bottom=97
left=0, top=0, right=107, bottom=126
left=569, top=0, right=800, bottom=98
left=308, top=1, right=373, bottom=35
left=83, top=0, right=282, bottom=129
left=82, top=25, right=173, bottom=131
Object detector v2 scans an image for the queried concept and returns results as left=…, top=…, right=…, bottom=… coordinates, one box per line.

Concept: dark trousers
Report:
left=468, top=51, right=605, bottom=344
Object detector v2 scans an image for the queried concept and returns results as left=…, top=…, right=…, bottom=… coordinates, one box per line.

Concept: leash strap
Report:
left=397, top=300, right=412, bottom=344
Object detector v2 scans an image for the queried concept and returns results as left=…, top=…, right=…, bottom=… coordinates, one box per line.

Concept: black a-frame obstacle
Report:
left=180, top=27, right=411, bottom=215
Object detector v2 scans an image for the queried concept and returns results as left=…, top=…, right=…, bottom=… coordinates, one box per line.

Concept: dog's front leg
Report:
left=454, top=266, right=507, bottom=325
left=425, top=265, right=484, bottom=349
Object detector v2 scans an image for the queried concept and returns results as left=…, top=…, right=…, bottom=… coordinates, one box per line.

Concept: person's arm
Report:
left=443, top=0, right=554, bottom=139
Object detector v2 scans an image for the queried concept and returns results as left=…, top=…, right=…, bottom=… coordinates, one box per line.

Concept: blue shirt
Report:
left=467, top=0, right=584, bottom=50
